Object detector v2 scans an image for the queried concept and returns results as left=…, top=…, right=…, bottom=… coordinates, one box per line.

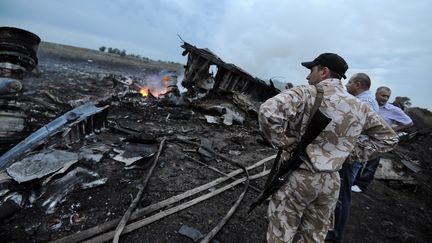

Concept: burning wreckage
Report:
left=0, top=27, right=430, bottom=242
left=0, top=27, right=283, bottom=242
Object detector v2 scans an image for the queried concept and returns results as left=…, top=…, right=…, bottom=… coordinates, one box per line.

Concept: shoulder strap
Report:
left=309, top=84, right=324, bottom=124
left=296, top=84, right=325, bottom=150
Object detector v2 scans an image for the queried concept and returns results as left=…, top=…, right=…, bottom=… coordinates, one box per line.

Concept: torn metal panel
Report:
left=0, top=110, right=26, bottom=142
left=197, top=138, right=213, bottom=158
left=399, top=159, right=421, bottom=173
left=178, top=224, right=204, bottom=242
left=204, top=115, right=219, bottom=125
left=113, top=150, right=144, bottom=166
left=0, top=192, right=24, bottom=220
left=39, top=167, right=106, bottom=214
left=389, top=149, right=421, bottom=173
left=0, top=171, right=11, bottom=183
left=0, top=189, right=9, bottom=197
left=6, top=149, right=79, bottom=183
left=202, top=102, right=245, bottom=126
left=78, top=149, right=103, bottom=163
left=374, top=157, right=416, bottom=182
left=0, top=102, right=109, bottom=170
left=180, top=42, right=280, bottom=102
left=112, top=143, right=158, bottom=166
left=196, top=97, right=246, bottom=126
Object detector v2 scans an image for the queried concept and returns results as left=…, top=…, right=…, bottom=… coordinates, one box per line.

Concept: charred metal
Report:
left=181, top=41, right=280, bottom=102
left=0, top=27, right=41, bottom=78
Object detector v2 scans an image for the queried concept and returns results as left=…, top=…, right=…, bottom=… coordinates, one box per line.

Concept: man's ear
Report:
left=321, top=67, right=331, bottom=79
left=354, top=81, right=361, bottom=89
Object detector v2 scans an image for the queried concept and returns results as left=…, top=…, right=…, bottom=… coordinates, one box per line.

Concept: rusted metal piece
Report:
left=0, top=27, right=41, bottom=78
left=180, top=41, right=280, bottom=102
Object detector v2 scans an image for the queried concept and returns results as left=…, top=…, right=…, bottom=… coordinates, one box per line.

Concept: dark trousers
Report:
left=326, top=163, right=353, bottom=242
left=351, top=157, right=381, bottom=191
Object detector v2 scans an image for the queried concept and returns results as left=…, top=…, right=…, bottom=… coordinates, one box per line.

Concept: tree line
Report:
left=99, top=46, right=127, bottom=57
left=98, top=46, right=181, bottom=65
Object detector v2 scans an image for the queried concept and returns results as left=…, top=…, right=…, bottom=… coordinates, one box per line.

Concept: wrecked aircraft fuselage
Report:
left=180, top=42, right=280, bottom=102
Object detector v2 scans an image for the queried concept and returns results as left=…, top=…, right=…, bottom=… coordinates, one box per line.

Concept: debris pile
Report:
left=0, top=29, right=431, bottom=243
left=0, top=27, right=41, bottom=146
left=0, top=31, right=279, bottom=242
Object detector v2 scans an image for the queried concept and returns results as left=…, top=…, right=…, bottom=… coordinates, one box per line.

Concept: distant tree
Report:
left=108, top=47, right=113, bottom=53
left=113, top=48, right=120, bottom=54
left=99, top=46, right=106, bottom=52
left=120, top=49, right=126, bottom=57
left=393, top=96, right=411, bottom=110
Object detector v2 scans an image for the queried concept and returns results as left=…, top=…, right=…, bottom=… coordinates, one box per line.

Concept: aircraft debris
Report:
left=6, top=149, right=79, bottom=183
left=0, top=102, right=109, bottom=170
left=178, top=224, right=204, bottom=242
left=180, top=41, right=280, bottom=102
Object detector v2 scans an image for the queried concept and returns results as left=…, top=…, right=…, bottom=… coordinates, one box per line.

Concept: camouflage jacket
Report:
left=259, top=78, right=398, bottom=172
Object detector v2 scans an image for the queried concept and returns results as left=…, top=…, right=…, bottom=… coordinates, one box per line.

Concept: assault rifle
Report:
left=248, top=86, right=331, bottom=213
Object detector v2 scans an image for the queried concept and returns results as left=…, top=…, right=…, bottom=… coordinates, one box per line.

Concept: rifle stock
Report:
left=248, top=109, right=331, bottom=213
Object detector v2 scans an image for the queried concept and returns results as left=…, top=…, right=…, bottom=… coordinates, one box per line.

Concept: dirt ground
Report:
left=1, top=42, right=431, bottom=243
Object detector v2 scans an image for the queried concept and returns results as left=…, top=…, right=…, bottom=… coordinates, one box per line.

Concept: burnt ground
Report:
left=1, top=42, right=432, bottom=243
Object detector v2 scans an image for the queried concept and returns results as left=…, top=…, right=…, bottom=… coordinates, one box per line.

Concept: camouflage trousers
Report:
left=267, top=169, right=340, bottom=243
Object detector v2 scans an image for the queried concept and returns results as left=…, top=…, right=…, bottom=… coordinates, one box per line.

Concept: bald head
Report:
left=352, top=73, right=371, bottom=89
left=346, top=73, right=372, bottom=96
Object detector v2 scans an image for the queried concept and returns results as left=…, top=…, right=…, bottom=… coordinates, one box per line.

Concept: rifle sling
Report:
left=278, top=84, right=325, bottom=172
left=248, top=84, right=327, bottom=212
left=298, top=84, right=325, bottom=151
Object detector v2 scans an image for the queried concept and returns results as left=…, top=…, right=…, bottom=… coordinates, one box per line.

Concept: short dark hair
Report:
left=317, top=65, right=342, bottom=79
left=352, top=73, right=371, bottom=89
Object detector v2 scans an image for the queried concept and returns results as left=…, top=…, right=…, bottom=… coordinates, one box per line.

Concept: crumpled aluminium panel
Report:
left=6, top=150, right=78, bottom=183
left=0, top=102, right=109, bottom=170
left=39, top=166, right=107, bottom=214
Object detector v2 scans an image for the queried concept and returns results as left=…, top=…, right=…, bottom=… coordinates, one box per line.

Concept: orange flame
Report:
left=139, top=87, right=149, bottom=97
left=139, top=75, right=170, bottom=98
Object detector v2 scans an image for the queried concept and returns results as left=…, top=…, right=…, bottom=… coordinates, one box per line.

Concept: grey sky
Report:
left=1, top=0, right=431, bottom=109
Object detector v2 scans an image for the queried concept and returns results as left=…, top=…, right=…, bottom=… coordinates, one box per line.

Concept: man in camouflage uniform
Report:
left=259, top=53, right=398, bottom=242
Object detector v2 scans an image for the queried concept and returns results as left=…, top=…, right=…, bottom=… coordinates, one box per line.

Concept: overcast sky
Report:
left=1, top=0, right=431, bottom=109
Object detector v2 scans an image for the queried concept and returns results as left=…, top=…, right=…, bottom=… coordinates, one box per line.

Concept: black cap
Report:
left=301, top=53, right=348, bottom=79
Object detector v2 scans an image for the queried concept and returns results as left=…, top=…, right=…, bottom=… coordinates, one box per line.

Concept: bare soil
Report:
left=1, top=42, right=431, bottom=243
